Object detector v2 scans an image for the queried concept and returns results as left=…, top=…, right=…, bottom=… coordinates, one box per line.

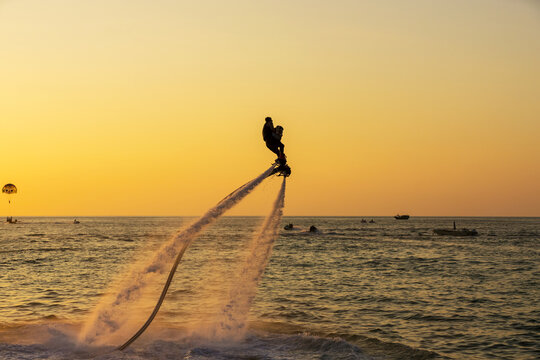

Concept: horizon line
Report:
left=5, top=215, right=540, bottom=218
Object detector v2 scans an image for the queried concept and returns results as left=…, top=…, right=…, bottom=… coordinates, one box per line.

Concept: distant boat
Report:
left=369, top=219, right=375, bottom=223
left=73, top=219, right=80, bottom=224
left=361, top=219, right=367, bottom=223
left=283, top=223, right=293, bottom=230
left=433, top=228, right=478, bottom=236
left=394, top=214, right=410, bottom=220
left=433, top=221, right=478, bottom=236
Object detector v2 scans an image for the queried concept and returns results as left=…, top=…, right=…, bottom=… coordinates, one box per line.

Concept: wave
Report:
left=0, top=320, right=439, bottom=360
left=250, top=321, right=440, bottom=360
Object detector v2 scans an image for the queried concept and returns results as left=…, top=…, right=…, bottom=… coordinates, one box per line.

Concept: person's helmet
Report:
left=265, top=116, right=272, bottom=122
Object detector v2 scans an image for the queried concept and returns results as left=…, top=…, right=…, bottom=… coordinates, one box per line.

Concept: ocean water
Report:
left=0, top=216, right=538, bottom=359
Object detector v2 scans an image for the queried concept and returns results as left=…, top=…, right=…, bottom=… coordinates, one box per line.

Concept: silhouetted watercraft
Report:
left=433, top=228, right=478, bottom=236
left=369, top=219, right=375, bottom=223
left=284, top=223, right=293, bottom=230
left=394, top=214, right=410, bottom=220
left=433, top=221, right=478, bottom=236
left=361, top=219, right=367, bottom=223
left=73, top=219, right=80, bottom=224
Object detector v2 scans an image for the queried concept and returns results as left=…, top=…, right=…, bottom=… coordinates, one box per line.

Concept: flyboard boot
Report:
left=270, top=153, right=291, bottom=177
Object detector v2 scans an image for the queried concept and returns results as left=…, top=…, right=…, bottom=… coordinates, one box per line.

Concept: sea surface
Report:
left=0, top=216, right=538, bottom=359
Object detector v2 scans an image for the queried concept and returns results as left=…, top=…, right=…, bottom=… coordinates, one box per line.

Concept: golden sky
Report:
left=1, top=0, right=539, bottom=216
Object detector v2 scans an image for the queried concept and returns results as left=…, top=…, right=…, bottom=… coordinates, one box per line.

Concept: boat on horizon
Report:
left=394, top=214, right=410, bottom=220
left=433, top=221, right=478, bottom=236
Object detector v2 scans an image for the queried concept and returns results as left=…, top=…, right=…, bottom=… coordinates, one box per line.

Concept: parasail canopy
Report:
left=2, top=184, right=17, bottom=194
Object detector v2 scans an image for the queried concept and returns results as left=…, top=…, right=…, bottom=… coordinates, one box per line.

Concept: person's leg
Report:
left=266, top=142, right=281, bottom=157
left=278, top=142, right=285, bottom=158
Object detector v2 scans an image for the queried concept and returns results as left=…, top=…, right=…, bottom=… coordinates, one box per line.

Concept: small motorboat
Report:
left=73, top=219, right=80, bottom=224
left=361, top=219, right=367, bottom=223
left=433, top=221, right=478, bottom=236
left=433, top=228, right=478, bottom=236
left=369, top=219, right=375, bottom=223
left=284, top=223, right=294, bottom=230
left=394, top=214, right=410, bottom=220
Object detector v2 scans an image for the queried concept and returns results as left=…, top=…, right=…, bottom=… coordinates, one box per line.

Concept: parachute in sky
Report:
left=2, top=183, right=17, bottom=194
left=2, top=184, right=17, bottom=204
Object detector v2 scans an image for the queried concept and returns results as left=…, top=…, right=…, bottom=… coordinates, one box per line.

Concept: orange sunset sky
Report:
left=1, top=0, right=539, bottom=216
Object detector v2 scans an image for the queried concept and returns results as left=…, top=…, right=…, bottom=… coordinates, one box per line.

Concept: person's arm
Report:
left=263, top=123, right=272, bottom=141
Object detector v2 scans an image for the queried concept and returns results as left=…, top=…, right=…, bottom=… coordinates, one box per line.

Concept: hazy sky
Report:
left=1, top=0, right=539, bottom=216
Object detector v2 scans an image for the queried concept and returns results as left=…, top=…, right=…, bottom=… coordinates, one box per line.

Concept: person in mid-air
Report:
left=262, top=116, right=286, bottom=164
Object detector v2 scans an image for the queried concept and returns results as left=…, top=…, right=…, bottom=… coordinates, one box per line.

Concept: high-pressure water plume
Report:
left=212, top=177, right=286, bottom=341
left=78, top=165, right=277, bottom=347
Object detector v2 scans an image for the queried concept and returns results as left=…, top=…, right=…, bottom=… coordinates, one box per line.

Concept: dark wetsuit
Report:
left=262, top=122, right=284, bottom=157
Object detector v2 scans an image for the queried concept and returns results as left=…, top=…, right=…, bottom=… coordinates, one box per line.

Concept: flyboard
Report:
left=114, top=161, right=290, bottom=351
left=269, top=157, right=291, bottom=177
